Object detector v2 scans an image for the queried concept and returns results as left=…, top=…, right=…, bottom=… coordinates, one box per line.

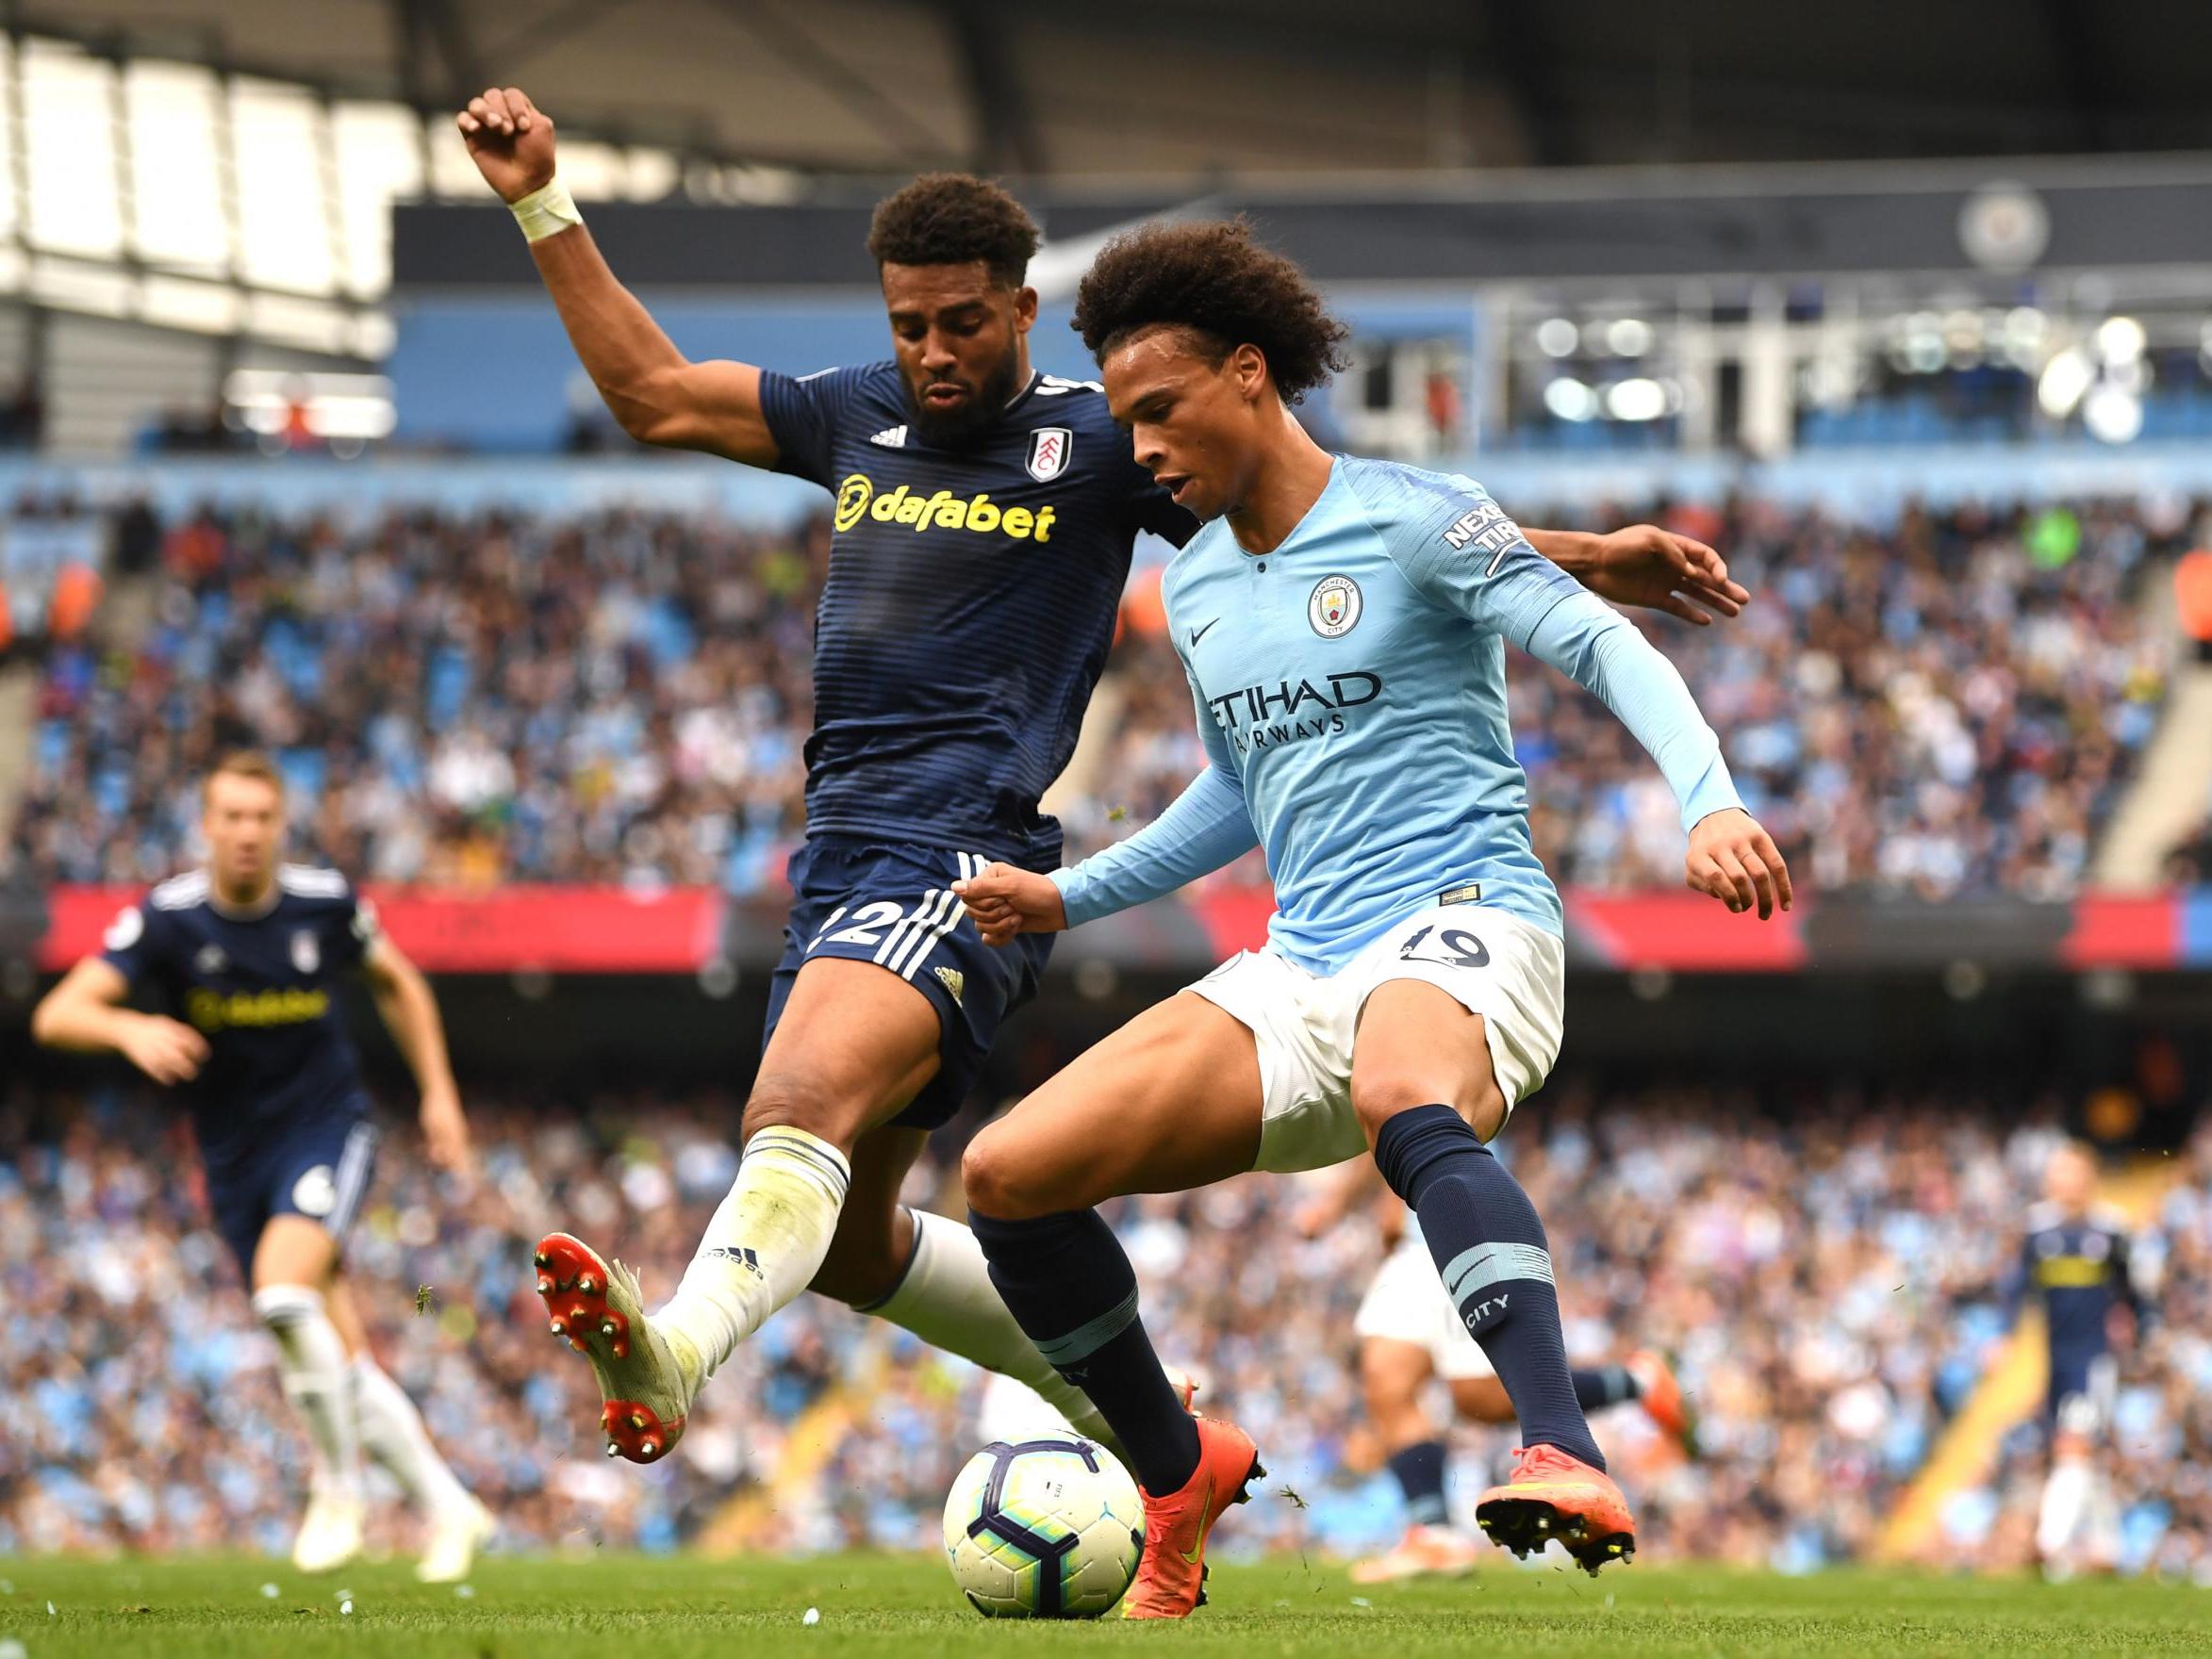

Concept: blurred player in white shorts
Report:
left=1299, top=1161, right=1691, bottom=1583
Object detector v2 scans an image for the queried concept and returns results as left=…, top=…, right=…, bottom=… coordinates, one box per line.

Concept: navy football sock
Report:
left=1387, top=1438, right=1449, bottom=1528
left=1373, top=1104, right=1604, bottom=1471
left=1574, top=1364, right=1641, bottom=1412
left=968, top=1207, right=1200, bottom=1494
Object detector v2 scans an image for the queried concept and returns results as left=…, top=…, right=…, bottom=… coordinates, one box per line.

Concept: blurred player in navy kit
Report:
left=2006, top=1142, right=2149, bottom=1579
left=33, top=751, right=490, bottom=1580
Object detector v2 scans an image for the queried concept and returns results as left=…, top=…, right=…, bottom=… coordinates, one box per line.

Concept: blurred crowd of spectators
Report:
left=1512, top=496, right=2184, bottom=901
left=13, top=503, right=819, bottom=890
left=1081, top=494, right=2189, bottom=902
left=7, top=491, right=2194, bottom=900
left=6, top=1077, right=2207, bottom=1579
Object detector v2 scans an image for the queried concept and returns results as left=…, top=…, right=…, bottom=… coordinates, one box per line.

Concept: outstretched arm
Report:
left=1525, top=591, right=1791, bottom=917
left=958, top=665, right=1259, bottom=944
left=1396, top=481, right=1791, bottom=920
left=1525, top=525, right=1748, bottom=626
left=955, top=766, right=1254, bottom=945
left=458, top=87, right=778, bottom=464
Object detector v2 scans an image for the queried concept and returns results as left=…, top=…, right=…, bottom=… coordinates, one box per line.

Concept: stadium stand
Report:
left=8, top=491, right=2190, bottom=902
left=4, top=1080, right=2204, bottom=1576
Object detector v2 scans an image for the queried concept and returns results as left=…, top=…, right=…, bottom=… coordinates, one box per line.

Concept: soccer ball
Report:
left=941, top=1435, right=1145, bottom=1618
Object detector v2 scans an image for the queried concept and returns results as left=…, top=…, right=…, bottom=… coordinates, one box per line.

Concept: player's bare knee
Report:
left=1352, top=1073, right=1507, bottom=1146
left=1451, top=1374, right=1515, bottom=1424
left=741, top=1070, right=859, bottom=1150
left=960, top=1128, right=1051, bottom=1222
left=1463, top=1082, right=1508, bottom=1142
left=1359, top=1339, right=1425, bottom=1415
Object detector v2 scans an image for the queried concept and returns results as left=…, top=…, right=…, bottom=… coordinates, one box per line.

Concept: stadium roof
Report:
left=27, top=0, right=2212, bottom=180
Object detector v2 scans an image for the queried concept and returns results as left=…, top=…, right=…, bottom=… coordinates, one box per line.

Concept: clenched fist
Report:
left=456, top=86, right=556, bottom=204
left=119, top=1012, right=210, bottom=1086
left=953, top=862, right=1069, bottom=946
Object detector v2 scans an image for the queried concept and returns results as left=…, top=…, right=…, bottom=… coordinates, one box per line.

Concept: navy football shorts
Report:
left=766, top=836, right=1053, bottom=1129
left=2046, top=1348, right=2118, bottom=1432
left=204, top=1100, right=379, bottom=1274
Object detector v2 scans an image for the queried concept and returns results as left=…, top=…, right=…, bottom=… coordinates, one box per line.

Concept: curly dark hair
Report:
left=1071, top=218, right=1349, bottom=402
left=867, top=173, right=1040, bottom=288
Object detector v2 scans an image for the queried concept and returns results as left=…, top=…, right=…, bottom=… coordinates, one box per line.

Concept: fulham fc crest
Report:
left=1309, top=574, right=1362, bottom=637
left=291, top=929, right=321, bottom=975
left=1026, top=426, right=1072, bottom=482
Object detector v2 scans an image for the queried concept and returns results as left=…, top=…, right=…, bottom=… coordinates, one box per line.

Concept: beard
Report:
left=904, top=348, right=1024, bottom=450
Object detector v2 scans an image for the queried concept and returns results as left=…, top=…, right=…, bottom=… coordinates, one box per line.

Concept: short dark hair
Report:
left=1071, top=218, right=1350, bottom=403
left=867, top=173, right=1040, bottom=288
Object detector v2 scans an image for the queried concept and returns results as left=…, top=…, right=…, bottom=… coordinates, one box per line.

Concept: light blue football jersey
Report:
left=1056, top=454, right=1742, bottom=973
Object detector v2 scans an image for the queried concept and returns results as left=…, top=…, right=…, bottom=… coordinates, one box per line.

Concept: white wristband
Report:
left=510, top=176, right=582, bottom=243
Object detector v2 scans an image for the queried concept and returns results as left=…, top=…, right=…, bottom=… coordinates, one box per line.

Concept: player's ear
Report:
left=1230, top=343, right=1268, bottom=403
left=1011, top=285, right=1038, bottom=334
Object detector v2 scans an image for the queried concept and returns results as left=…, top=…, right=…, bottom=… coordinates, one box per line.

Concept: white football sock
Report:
left=253, top=1284, right=363, bottom=1503
left=2037, top=1457, right=2089, bottom=1562
left=657, top=1125, right=851, bottom=1379
left=351, top=1355, right=472, bottom=1518
left=859, top=1207, right=1129, bottom=1460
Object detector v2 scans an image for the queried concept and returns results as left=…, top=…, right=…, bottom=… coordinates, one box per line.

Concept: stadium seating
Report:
left=8, top=492, right=2183, bottom=904
left=5, top=1083, right=2205, bottom=1574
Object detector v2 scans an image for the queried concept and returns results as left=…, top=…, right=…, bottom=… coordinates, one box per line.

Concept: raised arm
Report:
left=458, top=87, right=778, bottom=465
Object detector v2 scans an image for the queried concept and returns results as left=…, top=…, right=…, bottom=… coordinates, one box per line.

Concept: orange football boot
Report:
left=1350, top=1522, right=1483, bottom=1584
left=1476, top=1442, right=1636, bottom=1574
left=1120, top=1417, right=1264, bottom=1619
left=1626, top=1350, right=1696, bottom=1453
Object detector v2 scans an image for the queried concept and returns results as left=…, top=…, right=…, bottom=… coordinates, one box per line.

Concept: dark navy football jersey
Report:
left=99, top=864, right=378, bottom=1162
left=2011, top=1203, right=2143, bottom=1362
left=758, top=361, right=1195, bottom=868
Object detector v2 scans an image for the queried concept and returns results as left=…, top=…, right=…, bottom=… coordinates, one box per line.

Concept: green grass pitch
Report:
left=0, top=1552, right=2204, bottom=1657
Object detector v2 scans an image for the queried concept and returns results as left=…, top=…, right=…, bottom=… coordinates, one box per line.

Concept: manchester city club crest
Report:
left=1309, top=574, right=1362, bottom=637
left=291, top=928, right=321, bottom=974
left=1026, top=426, right=1072, bottom=482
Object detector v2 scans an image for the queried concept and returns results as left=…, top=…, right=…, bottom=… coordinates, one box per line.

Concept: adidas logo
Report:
left=704, top=1245, right=764, bottom=1278
left=868, top=425, right=907, bottom=448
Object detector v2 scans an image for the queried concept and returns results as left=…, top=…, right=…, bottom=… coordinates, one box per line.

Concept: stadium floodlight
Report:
left=1543, top=378, right=1598, bottom=421
left=2037, top=349, right=2092, bottom=419
left=1535, top=318, right=1579, bottom=357
left=2094, top=316, right=2146, bottom=362
left=1605, top=319, right=1653, bottom=356
left=2003, top=307, right=2048, bottom=367
left=1605, top=378, right=1668, bottom=421
left=2082, top=385, right=2143, bottom=445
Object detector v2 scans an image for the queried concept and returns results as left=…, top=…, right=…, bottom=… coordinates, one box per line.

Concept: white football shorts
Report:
left=1185, top=900, right=1565, bottom=1174
left=1351, top=1227, right=1495, bottom=1381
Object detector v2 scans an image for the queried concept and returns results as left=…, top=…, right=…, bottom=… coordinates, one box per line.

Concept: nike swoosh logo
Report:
left=1177, top=1473, right=1216, bottom=1564
left=1188, top=618, right=1219, bottom=648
